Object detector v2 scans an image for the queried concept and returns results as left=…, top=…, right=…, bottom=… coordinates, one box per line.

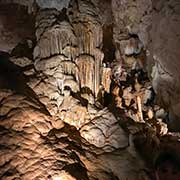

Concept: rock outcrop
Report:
left=0, top=0, right=180, bottom=180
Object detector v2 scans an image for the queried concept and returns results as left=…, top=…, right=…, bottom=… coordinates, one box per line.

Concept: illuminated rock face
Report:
left=0, top=89, right=152, bottom=180
left=111, top=0, right=180, bottom=131
left=33, top=1, right=104, bottom=112
left=0, top=0, right=180, bottom=180
left=0, top=91, right=88, bottom=180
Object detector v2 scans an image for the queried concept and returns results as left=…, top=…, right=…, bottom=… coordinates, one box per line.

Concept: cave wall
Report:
left=0, top=0, right=180, bottom=179
left=151, top=0, right=180, bottom=130
left=111, top=0, right=180, bottom=130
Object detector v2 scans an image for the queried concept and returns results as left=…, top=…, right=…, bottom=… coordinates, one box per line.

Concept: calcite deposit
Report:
left=0, top=0, right=180, bottom=180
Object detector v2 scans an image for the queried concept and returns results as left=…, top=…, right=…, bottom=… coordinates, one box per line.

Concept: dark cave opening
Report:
left=102, top=24, right=116, bottom=64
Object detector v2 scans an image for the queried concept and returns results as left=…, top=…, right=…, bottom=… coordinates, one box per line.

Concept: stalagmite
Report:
left=137, top=96, right=144, bottom=122
left=102, top=67, right=111, bottom=93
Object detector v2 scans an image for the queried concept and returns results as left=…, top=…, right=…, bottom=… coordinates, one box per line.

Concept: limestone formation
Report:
left=0, top=0, right=180, bottom=180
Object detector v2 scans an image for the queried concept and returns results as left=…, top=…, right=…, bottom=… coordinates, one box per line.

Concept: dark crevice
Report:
left=102, top=24, right=116, bottom=64
left=63, top=163, right=90, bottom=180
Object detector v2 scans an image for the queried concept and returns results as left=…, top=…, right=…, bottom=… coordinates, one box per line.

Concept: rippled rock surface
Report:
left=0, top=0, right=180, bottom=180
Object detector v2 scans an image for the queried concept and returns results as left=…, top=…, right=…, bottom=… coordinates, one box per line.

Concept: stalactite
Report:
left=76, top=55, right=95, bottom=94
left=34, top=10, right=77, bottom=60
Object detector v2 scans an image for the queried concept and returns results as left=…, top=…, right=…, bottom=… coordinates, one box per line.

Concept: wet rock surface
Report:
left=0, top=0, right=180, bottom=180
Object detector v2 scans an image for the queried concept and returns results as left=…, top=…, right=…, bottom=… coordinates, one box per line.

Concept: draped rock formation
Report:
left=0, top=0, right=180, bottom=180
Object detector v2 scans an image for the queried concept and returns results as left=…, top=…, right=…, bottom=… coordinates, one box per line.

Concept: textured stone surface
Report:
left=111, top=0, right=180, bottom=132
left=0, top=90, right=88, bottom=180
left=0, top=0, right=180, bottom=179
left=150, top=0, right=180, bottom=130
left=112, top=0, right=152, bottom=47
left=0, top=3, right=35, bottom=51
left=80, top=108, right=129, bottom=151
left=36, top=0, right=71, bottom=11
left=0, top=85, right=154, bottom=179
